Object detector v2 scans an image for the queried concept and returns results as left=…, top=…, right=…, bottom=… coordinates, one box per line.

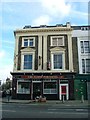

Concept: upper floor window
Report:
left=80, top=41, right=90, bottom=53
left=52, top=53, right=63, bottom=70
left=24, top=55, right=33, bottom=69
left=54, top=54, right=62, bottom=69
left=51, top=36, right=64, bottom=46
left=23, top=37, right=35, bottom=47
left=24, top=39, right=28, bottom=47
left=82, top=59, right=90, bottom=73
left=86, top=59, right=90, bottom=73
left=29, top=39, right=33, bottom=46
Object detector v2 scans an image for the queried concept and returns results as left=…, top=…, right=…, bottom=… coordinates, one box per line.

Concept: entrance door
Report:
left=59, top=84, right=69, bottom=100
left=33, top=82, right=42, bottom=99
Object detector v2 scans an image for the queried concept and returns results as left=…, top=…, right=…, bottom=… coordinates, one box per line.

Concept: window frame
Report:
left=43, top=81, right=57, bottom=94
left=22, top=37, right=35, bottom=47
left=80, top=40, right=90, bottom=53
left=24, top=54, right=33, bottom=69
left=51, top=36, right=64, bottom=46
left=17, top=80, right=30, bottom=94
left=21, top=52, right=35, bottom=70
left=82, top=59, right=90, bottom=73
left=51, top=52, right=65, bottom=70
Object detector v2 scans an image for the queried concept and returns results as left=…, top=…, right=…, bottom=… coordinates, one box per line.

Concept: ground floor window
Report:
left=43, top=81, right=57, bottom=94
left=17, top=81, right=30, bottom=94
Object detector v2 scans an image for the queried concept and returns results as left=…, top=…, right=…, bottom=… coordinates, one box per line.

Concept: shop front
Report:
left=11, top=72, right=75, bottom=100
left=74, top=74, right=90, bottom=100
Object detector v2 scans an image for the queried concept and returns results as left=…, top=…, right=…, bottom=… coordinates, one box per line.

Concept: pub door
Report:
left=33, top=82, right=42, bottom=100
left=59, top=84, right=69, bottom=100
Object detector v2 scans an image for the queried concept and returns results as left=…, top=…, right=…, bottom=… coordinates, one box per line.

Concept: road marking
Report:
left=65, top=105, right=71, bottom=106
left=40, top=111, right=88, bottom=115
left=0, top=110, right=16, bottom=112
left=76, top=109, right=88, bottom=112
left=48, top=109, right=57, bottom=111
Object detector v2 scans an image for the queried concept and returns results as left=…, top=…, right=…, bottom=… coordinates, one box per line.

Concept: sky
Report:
left=0, top=0, right=89, bottom=83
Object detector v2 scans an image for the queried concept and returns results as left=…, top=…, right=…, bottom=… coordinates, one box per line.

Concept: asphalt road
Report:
left=0, top=102, right=88, bottom=119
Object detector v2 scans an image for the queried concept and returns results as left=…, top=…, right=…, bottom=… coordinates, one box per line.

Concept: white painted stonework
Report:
left=72, top=30, right=90, bottom=74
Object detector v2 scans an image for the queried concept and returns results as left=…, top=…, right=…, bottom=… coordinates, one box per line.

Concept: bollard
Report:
left=62, top=95, right=65, bottom=103
left=81, top=95, right=84, bottom=103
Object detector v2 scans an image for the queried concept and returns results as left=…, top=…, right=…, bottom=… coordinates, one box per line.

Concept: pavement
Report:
left=0, top=97, right=89, bottom=107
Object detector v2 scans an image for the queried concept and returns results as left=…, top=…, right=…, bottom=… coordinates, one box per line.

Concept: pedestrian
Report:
left=6, top=89, right=10, bottom=102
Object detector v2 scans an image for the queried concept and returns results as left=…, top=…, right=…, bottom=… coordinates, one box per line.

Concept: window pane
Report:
left=58, top=37, right=63, bottom=46
left=52, top=37, right=64, bottom=46
left=24, top=55, right=32, bottom=69
left=53, top=54, right=62, bottom=69
left=52, top=38, right=57, bottom=46
left=18, top=82, right=30, bottom=94
left=44, top=82, right=56, bottom=89
left=29, top=39, right=33, bottom=46
left=80, top=41, right=84, bottom=53
left=84, top=41, right=90, bottom=53
left=43, top=82, right=57, bottom=94
left=24, top=39, right=28, bottom=47
left=82, top=59, right=85, bottom=73
left=86, top=59, right=90, bottom=73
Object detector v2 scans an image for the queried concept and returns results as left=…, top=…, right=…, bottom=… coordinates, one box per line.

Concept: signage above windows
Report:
left=21, top=75, right=65, bottom=79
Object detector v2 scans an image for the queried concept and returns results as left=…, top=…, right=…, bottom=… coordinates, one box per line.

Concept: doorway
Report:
left=59, top=84, right=69, bottom=100
left=33, top=82, right=42, bottom=99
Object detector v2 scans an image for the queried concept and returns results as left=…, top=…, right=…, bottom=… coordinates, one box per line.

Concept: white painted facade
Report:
left=13, top=23, right=74, bottom=73
left=72, top=28, right=90, bottom=74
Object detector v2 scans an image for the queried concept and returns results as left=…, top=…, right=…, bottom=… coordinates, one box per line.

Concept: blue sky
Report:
left=0, top=0, right=89, bottom=83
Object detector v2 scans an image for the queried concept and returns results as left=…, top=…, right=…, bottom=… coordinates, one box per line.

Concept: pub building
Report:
left=11, top=22, right=78, bottom=100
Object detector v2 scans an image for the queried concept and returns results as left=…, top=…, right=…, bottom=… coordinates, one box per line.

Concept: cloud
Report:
left=73, top=10, right=88, bottom=17
left=2, top=24, right=22, bottom=31
left=0, top=50, right=5, bottom=59
left=1, top=0, right=40, bottom=2
left=40, top=0, right=71, bottom=18
left=3, top=40, right=14, bottom=44
left=0, top=50, right=13, bottom=81
left=70, top=10, right=88, bottom=23
left=32, top=15, right=51, bottom=26
left=2, top=4, right=15, bottom=13
left=65, top=0, right=89, bottom=2
left=1, top=0, right=90, bottom=2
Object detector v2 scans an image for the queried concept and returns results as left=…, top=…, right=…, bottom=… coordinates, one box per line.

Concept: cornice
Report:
left=14, top=27, right=73, bottom=35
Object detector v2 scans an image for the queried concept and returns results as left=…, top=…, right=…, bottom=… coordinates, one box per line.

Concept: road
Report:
left=0, top=102, right=88, bottom=119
